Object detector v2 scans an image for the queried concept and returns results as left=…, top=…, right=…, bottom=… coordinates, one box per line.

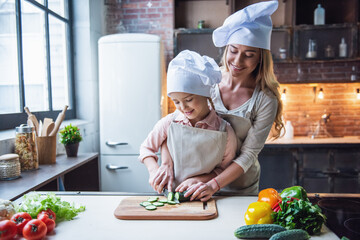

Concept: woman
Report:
left=149, top=0, right=284, bottom=201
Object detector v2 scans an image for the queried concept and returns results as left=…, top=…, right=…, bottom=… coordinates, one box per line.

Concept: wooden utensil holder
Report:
left=36, top=136, right=57, bottom=164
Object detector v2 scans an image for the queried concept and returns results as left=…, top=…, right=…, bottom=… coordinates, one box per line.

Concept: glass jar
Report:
left=15, top=124, right=38, bottom=171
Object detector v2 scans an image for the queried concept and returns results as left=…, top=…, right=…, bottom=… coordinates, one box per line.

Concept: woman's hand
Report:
left=175, top=177, right=202, bottom=193
left=185, top=180, right=218, bottom=202
left=149, top=162, right=174, bottom=193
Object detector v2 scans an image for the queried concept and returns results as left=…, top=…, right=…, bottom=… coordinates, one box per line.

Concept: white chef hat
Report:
left=212, top=0, right=278, bottom=50
left=167, top=50, right=221, bottom=97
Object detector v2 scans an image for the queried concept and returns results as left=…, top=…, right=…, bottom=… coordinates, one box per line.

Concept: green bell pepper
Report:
left=280, top=186, right=309, bottom=201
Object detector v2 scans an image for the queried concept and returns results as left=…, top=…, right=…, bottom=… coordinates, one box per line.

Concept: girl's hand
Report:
left=175, top=178, right=202, bottom=193
left=150, top=163, right=174, bottom=193
left=185, top=181, right=218, bottom=202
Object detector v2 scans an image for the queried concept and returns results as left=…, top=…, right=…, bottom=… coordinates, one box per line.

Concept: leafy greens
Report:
left=272, top=198, right=326, bottom=235
left=15, top=192, right=85, bottom=222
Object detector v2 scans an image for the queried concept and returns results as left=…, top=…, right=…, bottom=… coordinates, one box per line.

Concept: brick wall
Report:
left=275, top=61, right=360, bottom=137
left=104, top=1, right=360, bottom=137
left=105, top=0, right=174, bottom=63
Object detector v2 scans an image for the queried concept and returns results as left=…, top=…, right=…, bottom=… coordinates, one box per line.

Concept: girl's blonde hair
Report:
left=221, top=46, right=284, bottom=139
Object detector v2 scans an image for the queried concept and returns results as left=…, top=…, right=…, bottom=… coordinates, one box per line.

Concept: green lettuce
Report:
left=15, top=192, right=85, bottom=222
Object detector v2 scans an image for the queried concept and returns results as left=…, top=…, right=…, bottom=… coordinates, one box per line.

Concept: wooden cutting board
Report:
left=114, top=196, right=218, bottom=220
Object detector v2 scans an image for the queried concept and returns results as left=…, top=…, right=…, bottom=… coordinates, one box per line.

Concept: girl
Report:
left=139, top=50, right=237, bottom=193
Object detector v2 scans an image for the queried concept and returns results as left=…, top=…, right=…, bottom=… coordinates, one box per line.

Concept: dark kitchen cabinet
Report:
left=259, top=144, right=360, bottom=193
left=174, top=0, right=360, bottom=65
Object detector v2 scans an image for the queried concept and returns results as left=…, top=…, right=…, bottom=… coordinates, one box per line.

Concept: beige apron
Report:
left=167, top=115, right=228, bottom=188
left=218, top=85, right=261, bottom=195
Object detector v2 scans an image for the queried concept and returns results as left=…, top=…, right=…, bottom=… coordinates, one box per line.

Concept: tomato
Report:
left=37, top=213, right=55, bottom=233
left=0, top=220, right=17, bottom=240
left=22, top=219, right=47, bottom=240
left=10, top=212, right=32, bottom=235
left=37, top=209, right=56, bottom=221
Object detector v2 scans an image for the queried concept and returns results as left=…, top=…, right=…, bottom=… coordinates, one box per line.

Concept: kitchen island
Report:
left=13, top=192, right=339, bottom=240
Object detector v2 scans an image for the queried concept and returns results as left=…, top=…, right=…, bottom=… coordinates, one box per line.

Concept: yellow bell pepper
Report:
left=244, top=201, right=273, bottom=225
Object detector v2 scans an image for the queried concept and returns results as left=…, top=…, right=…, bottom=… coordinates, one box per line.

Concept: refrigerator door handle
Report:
left=106, top=164, right=129, bottom=170
left=106, top=141, right=129, bottom=147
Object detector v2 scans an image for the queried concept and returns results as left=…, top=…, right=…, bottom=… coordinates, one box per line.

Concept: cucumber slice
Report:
left=140, top=201, right=153, bottom=207
left=167, top=192, right=174, bottom=201
left=159, top=199, right=168, bottom=203
left=145, top=205, right=157, bottom=210
left=167, top=200, right=177, bottom=205
left=153, top=202, right=164, bottom=207
left=147, top=197, right=159, bottom=202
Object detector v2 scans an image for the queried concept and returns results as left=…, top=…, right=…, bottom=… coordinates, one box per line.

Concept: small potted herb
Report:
left=59, top=124, right=82, bottom=157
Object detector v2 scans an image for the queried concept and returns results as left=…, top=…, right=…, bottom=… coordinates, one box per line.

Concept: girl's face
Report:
left=226, top=44, right=261, bottom=78
left=169, top=92, right=210, bottom=125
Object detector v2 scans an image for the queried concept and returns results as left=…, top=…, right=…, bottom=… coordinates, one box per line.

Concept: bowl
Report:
left=344, top=218, right=360, bottom=239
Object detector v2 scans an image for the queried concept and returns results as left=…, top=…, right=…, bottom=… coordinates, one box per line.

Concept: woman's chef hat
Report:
left=212, top=0, right=278, bottom=50
left=167, top=50, right=221, bottom=97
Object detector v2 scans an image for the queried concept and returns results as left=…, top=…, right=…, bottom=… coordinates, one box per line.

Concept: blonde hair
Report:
left=220, top=46, right=284, bottom=139
left=208, top=97, right=215, bottom=111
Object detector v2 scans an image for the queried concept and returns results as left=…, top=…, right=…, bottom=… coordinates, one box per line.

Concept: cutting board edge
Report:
left=114, top=211, right=218, bottom=220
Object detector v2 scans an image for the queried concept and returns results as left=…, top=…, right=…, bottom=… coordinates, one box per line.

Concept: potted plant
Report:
left=59, top=124, right=82, bottom=157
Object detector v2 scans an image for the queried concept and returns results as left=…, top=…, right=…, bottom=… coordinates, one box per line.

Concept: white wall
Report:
left=72, top=0, right=105, bottom=154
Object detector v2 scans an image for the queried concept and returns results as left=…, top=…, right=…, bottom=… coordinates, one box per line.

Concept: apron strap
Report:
left=245, top=85, right=260, bottom=119
left=219, top=118, right=228, bottom=132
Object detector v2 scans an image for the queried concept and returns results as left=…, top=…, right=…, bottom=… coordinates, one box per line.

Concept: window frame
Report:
left=0, top=0, right=75, bottom=130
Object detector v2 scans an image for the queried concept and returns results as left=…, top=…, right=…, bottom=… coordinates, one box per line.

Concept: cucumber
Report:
left=147, top=197, right=159, bottom=202
left=175, top=191, right=191, bottom=202
left=234, top=224, right=286, bottom=239
left=159, top=199, right=168, bottom=203
left=152, top=202, right=164, bottom=207
left=167, top=200, right=177, bottom=205
left=167, top=192, right=174, bottom=201
left=140, top=201, right=153, bottom=207
left=145, top=205, right=157, bottom=211
left=269, top=229, right=310, bottom=240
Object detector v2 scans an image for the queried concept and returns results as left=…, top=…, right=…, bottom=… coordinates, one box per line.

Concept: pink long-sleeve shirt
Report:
left=139, top=109, right=237, bottom=175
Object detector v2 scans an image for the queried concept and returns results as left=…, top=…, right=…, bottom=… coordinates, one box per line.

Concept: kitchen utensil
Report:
left=41, top=118, right=54, bottom=137
left=38, top=120, right=43, bottom=137
left=24, top=107, right=39, bottom=136
left=45, top=122, right=55, bottom=136
left=49, top=105, right=68, bottom=136
left=114, top=196, right=217, bottom=220
left=36, top=136, right=57, bottom=164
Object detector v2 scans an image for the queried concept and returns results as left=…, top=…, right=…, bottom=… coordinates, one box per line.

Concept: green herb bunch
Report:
left=272, top=198, right=326, bottom=235
left=59, top=124, right=83, bottom=145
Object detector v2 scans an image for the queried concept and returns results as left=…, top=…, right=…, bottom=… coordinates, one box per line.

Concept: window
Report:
left=0, top=0, right=74, bottom=130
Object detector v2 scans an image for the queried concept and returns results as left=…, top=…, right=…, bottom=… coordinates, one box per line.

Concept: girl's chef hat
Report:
left=212, top=0, right=278, bottom=50
left=167, top=50, right=221, bottom=97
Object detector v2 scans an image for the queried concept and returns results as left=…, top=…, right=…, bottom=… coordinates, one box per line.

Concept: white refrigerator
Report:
left=98, top=33, right=165, bottom=192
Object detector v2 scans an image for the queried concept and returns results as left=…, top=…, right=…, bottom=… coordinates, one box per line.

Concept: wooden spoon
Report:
left=24, top=107, right=39, bottom=136
left=41, top=118, right=54, bottom=137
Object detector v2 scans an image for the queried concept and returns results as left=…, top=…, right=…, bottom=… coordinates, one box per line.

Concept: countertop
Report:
left=265, top=136, right=360, bottom=147
left=13, top=192, right=339, bottom=240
